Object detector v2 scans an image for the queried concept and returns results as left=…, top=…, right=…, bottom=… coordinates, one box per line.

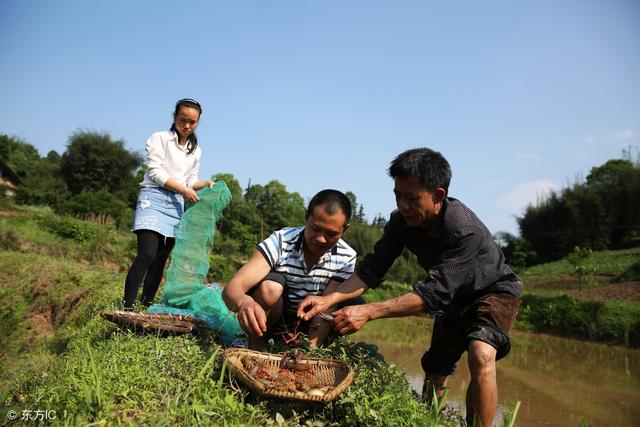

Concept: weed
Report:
left=0, top=229, right=22, bottom=251
left=502, top=400, right=521, bottom=427
left=567, top=246, right=598, bottom=288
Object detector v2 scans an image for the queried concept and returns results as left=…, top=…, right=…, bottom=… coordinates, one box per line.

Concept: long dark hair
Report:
left=170, top=98, right=202, bottom=155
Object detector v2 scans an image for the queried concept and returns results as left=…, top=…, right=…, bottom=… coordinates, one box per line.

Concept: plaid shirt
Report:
left=356, top=198, right=522, bottom=315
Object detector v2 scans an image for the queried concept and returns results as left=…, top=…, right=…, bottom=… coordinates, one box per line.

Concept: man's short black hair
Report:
left=306, top=189, right=352, bottom=225
left=388, top=148, right=452, bottom=193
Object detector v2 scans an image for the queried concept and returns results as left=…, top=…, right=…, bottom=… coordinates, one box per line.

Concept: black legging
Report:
left=123, top=230, right=175, bottom=309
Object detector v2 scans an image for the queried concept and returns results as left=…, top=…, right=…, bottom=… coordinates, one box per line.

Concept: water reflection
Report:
left=352, top=316, right=640, bottom=426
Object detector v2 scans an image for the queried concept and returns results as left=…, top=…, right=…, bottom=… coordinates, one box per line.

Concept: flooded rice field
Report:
left=352, top=317, right=640, bottom=426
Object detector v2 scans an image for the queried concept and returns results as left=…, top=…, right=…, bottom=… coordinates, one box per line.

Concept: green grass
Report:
left=0, top=205, right=459, bottom=426
left=517, top=293, right=640, bottom=347
left=0, top=204, right=136, bottom=267
left=516, top=247, right=640, bottom=346
left=0, top=250, right=124, bottom=392
left=520, top=247, right=640, bottom=285
left=364, top=280, right=414, bottom=304
left=0, top=269, right=456, bottom=425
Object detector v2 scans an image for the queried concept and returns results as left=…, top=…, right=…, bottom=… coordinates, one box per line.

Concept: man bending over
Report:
left=298, top=149, right=522, bottom=426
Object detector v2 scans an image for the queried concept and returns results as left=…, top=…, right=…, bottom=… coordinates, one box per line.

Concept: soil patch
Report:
left=570, top=281, right=640, bottom=302
left=24, top=288, right=93, bottom=348
left=0, top=210, right=26, bottom=217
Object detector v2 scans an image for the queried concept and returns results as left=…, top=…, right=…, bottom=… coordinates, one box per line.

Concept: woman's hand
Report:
left=192, top=179, right=215, bottom=191
left=181, top=187, right=200, bottom=203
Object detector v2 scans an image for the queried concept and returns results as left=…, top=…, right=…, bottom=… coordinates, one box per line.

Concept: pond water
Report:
left=352, top=317, right=640, bottom=426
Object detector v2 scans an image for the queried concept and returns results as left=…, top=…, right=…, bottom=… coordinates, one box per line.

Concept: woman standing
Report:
left=123, top=98, right=213, bottom=310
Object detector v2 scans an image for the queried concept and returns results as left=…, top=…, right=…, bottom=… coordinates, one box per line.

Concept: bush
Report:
left=517, top=293, right=640, bottom=347
left=40, top=216, right=105, bottom=243
left=37, top=214, right=123, bottom=262
left=619, top=260, right=640, bottom=281
left=207, top=254, right=244, bottom=283
left=56, top=189, right=133, bottom=230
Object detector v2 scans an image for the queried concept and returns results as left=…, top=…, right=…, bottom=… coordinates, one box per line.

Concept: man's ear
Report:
left=343, top=223, right=351, bottom=233
left=433, top=188, right=446, bottom=204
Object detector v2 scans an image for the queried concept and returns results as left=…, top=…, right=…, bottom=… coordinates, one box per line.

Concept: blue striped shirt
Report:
left=257, top=226, right=357, bottom=314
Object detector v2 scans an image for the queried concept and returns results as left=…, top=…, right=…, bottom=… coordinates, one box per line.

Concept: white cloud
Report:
left=583, top=129, right=636, bottom=146
left=498, top=180, right=560, bottom=210
left=613, top=129, right=636, bottom=142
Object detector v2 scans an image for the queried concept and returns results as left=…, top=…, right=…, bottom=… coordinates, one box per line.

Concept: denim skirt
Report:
left=132, top=187, right=184, bottom=238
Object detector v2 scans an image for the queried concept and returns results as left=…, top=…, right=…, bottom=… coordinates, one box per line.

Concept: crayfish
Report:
left=280, top=348, right=307, bottom=371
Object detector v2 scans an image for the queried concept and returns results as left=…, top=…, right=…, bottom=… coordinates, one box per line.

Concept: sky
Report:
left=1, top=0, right=639, bottom=235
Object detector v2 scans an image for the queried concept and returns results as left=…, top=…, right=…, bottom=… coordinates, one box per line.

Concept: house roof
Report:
left=0, top=157, right=23, bottom=186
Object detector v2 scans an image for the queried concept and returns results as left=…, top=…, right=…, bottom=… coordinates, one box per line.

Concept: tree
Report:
left=371, top=214, right=387, bottom=230
left=586, top=159, right=636, bottom=189
left=15, top=156, right=71, bottom=208
left=46, top=150, right=61, bottom=163
left=344, top=191, right=366, bottom=223
left=586, top=159, right=640, bottom=247
left=518, top=153, right=640, bottom=262
left=60, top=131, right=142, bottom=205
left=0, top=134, right=70, bottom=208
left=345, top=191, right=357, bottom=215
left=386, top=250, right=423, bottom=285
left=245, top=180, right=305, bottom=235
left=0, top=134, right=41, bottom=177
left=493, top=231, right=537, bottom=271
left=343, top=221, right=382, bottom=261
left=213, top=173, right=261, bottom=256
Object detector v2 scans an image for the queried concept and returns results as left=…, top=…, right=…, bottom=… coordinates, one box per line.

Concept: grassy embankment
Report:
left=517, top=249, right=640, bottom=347
left=0, top=203, right=460, bottom=426
left=366, top=248, right=640, bottom=348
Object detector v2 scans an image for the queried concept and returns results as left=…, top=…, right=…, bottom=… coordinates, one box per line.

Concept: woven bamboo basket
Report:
left=224, top=348, right=354, bottom=404
left=100, top=311, right=200, bottom=334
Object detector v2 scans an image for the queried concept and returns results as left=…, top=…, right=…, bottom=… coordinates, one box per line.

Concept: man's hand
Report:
left=297, top=295, right=331, bottom=321
left=332, top=305, right=372, bottom=334
left=238, top=297, right=267, bottom=337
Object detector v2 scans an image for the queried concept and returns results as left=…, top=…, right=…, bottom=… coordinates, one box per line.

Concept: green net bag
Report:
left=148, top=181, right=244, bottom=344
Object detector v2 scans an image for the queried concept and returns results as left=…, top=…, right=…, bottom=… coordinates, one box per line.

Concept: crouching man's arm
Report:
left=222, top=251, right=272, bottom=337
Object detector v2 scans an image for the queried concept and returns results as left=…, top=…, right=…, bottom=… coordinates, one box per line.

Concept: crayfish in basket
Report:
left=241, top=349, right=336, bottom=397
